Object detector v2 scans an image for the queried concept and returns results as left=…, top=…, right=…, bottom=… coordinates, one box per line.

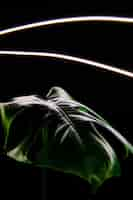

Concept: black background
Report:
left=0, top=5, right=133, bottom=200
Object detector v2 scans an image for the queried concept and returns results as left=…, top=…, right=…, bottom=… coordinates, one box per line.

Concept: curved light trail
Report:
left=0, top=50, right=133, bottom=78
left=1, top=16, right=133, bottom=36
left=0, top=16, right=133, bottom=78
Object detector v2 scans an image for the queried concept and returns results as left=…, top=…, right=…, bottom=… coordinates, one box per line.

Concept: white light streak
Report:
left=1, top=16, right=133, bottom=36
left=0, top=50, right=133, bottom=78
left=1, top=16, right=133, bottom=78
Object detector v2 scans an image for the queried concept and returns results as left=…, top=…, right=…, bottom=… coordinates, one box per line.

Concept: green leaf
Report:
left=0, top=87, right=133, bottom=192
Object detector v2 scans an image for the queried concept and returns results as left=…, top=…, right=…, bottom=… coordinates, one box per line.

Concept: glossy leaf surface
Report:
left=0, top=87, right=132, bottom=191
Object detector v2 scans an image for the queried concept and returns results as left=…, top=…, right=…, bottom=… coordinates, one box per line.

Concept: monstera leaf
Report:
left=0, top=87, right=132, bottom=192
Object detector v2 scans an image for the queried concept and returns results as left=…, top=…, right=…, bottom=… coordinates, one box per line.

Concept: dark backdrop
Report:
left=0, top=6, right=133, bottom=200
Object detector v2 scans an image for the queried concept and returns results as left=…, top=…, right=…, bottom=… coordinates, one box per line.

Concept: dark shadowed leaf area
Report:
left=0, top=86, right=133, bottom=194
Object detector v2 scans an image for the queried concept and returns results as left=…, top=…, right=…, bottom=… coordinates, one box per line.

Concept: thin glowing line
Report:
left=0, top=16, right=133, bottom=36
left=0, top=50, right=133, bottom=78
left=0, top=16, right=133, bottom=78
